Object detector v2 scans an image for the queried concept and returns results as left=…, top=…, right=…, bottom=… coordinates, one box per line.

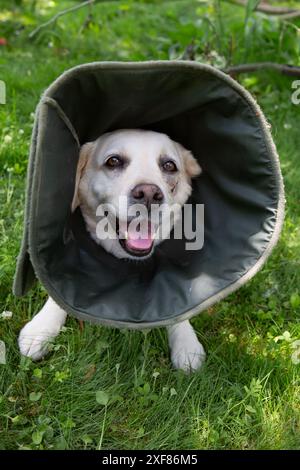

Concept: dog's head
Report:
left=72, top=129, right=201, bottom=260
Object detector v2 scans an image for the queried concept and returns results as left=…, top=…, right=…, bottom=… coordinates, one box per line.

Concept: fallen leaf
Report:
left=83, top=364, right=96, bottom=382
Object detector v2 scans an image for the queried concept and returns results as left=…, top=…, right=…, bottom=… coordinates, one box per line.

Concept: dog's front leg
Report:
left=18, top=297, right=67, bottom=360
left=167, top=320, right=206, bottom=372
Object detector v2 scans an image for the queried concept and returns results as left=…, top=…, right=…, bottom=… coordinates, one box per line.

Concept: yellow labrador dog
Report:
left=18, top=129, right=206, bottom=371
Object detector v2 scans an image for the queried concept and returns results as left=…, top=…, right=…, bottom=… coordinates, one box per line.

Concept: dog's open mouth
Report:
left=117, top=219, right=155, bottom=258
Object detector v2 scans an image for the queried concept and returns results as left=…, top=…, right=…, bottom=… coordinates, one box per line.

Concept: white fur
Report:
left=19, top=298, right=206, bottom=371
left=18, top=130, right=205, bottom=371
left=167, top=321, right=206, bottom=372
left=18, top=298, right=67, bottom=360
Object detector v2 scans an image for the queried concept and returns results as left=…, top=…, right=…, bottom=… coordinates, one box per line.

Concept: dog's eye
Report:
left=105, top=155, right=124, bottom=169
left=162, top=160, right=178, bottom=173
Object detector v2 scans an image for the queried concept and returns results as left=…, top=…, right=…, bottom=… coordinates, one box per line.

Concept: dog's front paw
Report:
left=168, top=321, right=206, bottom=372
left=171, top=338, right=206, bottom=372
left=18, top=321, right=55, bottom=361
left=18, top=298, right=67, bottom=361
left=18, top=317, right=60, bottom=361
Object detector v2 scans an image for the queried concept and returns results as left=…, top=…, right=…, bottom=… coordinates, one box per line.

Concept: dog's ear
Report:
left=176, top=142, right=202, bottom=179
left=71, top=142, right=95, bottom=212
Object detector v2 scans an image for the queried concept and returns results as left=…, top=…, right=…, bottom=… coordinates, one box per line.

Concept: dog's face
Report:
left=72, top=129, right=201, bottom=259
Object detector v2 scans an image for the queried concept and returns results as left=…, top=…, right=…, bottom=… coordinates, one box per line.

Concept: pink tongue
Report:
left=126, top=222, right=153, bottom=251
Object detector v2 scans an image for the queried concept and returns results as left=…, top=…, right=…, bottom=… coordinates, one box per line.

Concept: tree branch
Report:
left=225, top=62, right=300, bottom=77
left=29, top=0, right=95, bottom=39
left=223, top=0, right=300, bottom=19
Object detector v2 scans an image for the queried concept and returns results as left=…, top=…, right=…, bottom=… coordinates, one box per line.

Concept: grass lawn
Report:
left=0, top=0, right=300, bottom=450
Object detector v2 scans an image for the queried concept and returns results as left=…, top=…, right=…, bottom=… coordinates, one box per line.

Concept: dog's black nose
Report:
left=131, top=183, right=164, bottom=207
